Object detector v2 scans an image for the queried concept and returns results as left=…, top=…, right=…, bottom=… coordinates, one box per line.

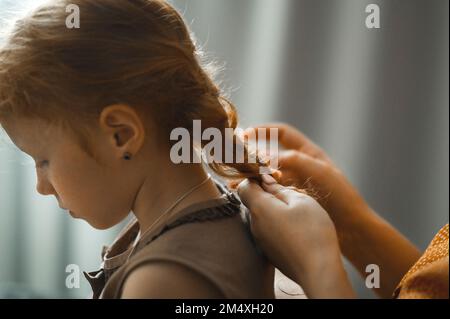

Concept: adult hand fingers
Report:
left=244, top=123, right=331, bottom=162
left=277, top=150, right=329, bottom=184
left=237, top=179, right=286, bottom=215
left=243, top=123, right=307, bottom=150
left=260, top=174, right=311, bottom=207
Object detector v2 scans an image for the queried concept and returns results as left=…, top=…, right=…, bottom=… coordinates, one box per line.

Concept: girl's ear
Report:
left=98, top=104, right=146, bottom=158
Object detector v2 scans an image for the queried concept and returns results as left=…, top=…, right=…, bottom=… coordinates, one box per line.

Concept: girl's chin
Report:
left=85, top=217, right=117, bottom=230
left=68, top=210, right=83, bottom=221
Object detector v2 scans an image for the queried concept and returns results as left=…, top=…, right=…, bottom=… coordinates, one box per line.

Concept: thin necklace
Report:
left=126, top=173, right=212, bottom=261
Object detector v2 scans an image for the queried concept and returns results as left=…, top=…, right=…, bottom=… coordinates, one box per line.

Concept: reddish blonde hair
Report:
left=0, top=0, right=268, bottom=180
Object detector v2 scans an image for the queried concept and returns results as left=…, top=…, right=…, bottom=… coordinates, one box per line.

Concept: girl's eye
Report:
left=36, top=160, right=49, bottom=168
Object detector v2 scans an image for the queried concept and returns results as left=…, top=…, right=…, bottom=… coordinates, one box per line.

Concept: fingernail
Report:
left=272, top=170, right=282, bottom=180
left=261, top=174, right=276, bottom=185
left=237, top=179, right=249, bottom=190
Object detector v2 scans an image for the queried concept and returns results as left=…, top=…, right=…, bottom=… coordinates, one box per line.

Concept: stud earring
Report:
left=123, top=152, right=132, bottom=160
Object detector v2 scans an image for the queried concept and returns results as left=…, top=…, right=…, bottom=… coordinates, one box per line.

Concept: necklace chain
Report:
left=126, top=173, right=212, bottom=261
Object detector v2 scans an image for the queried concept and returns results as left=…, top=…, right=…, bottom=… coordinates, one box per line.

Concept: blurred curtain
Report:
left=0, top=0, right=448, bottom=298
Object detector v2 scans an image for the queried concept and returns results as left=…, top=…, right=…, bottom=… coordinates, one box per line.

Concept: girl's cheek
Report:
left=46, top=167, right=67, bottom=198
left=52, top=167, right=84, bottom=199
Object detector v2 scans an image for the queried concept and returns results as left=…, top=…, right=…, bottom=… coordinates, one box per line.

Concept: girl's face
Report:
left=2, top=116, right=143, bottom=229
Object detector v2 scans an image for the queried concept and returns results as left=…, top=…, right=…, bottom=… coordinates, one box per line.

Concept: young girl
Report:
left=0, top=0, right=275, bottom=298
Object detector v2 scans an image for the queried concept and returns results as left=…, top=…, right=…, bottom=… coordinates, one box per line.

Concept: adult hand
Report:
left=238, top=175, right=354, bottom=298
left=243, top=123, right=421, bottom=298
left=246, top=123, right=369, bottom=244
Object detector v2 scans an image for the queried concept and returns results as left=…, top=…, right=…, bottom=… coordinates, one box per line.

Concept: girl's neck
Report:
left=131, top=162, right=222, bottom=234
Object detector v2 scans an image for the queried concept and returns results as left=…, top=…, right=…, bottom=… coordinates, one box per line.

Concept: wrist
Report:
left=294, top=249, right=354, bottom=298
left=293, top=241, right=341, bottom=282
left=319, top=174, right=370, bottom=231
left=337, top=203, right=380, bottom=261
left=328, top=181, right=371, bottom=234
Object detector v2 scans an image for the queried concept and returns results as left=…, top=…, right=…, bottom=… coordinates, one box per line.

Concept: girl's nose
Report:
left=36, top=175, right=55, bottom=196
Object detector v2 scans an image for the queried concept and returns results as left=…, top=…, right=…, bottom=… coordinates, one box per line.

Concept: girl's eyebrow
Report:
left=15, top=144, right=29, bottom=155
left=14, top=140, right=34, bottom=155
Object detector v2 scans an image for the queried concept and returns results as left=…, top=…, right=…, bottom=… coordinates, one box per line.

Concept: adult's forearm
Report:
left=339, top=205, right=422, bottom=298
left=296, top=252, right=356, bottom=299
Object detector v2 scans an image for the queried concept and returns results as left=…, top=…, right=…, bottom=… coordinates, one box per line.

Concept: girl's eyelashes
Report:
left=36, top=160, right=49, bottom=168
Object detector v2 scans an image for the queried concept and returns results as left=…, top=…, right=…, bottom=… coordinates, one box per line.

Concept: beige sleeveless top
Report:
left=84, top=182, right=275, bottom=299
